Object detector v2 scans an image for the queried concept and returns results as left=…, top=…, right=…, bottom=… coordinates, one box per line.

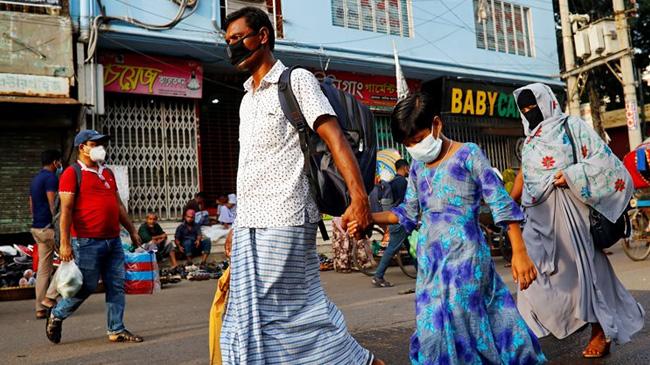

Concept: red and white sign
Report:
left=626, top=100, right=639, bottom=130
left=313, top=70, right=420, bottom=108
left=100, top=53, right=202, bottom=99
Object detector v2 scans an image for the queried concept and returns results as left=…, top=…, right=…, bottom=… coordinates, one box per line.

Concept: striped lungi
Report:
left=220, top=223, right=373, bottom=365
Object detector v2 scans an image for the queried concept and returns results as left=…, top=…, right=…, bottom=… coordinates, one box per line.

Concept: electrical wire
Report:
left=86, top=0, right=199, bottom=62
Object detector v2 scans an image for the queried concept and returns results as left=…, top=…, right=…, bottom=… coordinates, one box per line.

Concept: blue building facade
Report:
left=66, top=0, right=561, bottom=219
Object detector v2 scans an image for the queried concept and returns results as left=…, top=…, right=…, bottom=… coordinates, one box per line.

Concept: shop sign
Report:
left=445, top=79, right=520, bottom=119
left=0, top=72, right=69, bottom=97
left=5, top=0, right=61, bottom=5
left=313, top=70, right=420, bottom=108
left=100, top=53, right=202, bottom=99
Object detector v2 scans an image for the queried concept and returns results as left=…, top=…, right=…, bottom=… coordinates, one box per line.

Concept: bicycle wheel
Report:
left=395, top=240, right=417, bottom=279
left=622, top=208, right=650, bottom=261
left=351, top=226, right=383, bottom=276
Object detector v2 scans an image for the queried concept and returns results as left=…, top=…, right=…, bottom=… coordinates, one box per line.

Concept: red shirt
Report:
left=59, top=163, right=120, bottom=238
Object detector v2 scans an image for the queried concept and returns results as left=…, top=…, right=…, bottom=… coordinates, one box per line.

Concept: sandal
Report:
left=36, top=309, right=48, bottom=319
left=582, top=338, right=611, bottom=358
left=372, top=277, right=393, bottom=288
left=108, top=330, right=144, bottom=343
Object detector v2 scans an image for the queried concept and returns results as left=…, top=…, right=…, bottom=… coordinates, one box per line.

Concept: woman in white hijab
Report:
left=514, top=83, right=645, bottom=358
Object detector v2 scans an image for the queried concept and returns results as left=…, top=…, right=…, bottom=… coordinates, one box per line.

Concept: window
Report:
left=473, top=0, right=533, bottom=57
left=332, top=0, right=412, bottom=37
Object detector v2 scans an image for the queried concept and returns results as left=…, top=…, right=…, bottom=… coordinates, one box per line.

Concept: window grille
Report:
left=473, top=0, right=533, bottom=57
left=332, top=0, right=412, bottom=37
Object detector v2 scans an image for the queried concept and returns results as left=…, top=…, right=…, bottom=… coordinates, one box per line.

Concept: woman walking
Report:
left=514, top=83, right=645, bottom=358
left=351, top=90, right=546, bottom=364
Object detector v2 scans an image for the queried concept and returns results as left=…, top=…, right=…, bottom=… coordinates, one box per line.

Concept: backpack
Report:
left=278, top=66, right=377, bottom=219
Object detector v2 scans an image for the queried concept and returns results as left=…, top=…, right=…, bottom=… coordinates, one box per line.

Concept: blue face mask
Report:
left=405, top=126, right=443, bottom=163
left=56, top=165, right=63, bottom=176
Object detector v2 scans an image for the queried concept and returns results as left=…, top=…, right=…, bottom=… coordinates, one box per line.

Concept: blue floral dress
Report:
left=393, top=143, right=546, bottom=365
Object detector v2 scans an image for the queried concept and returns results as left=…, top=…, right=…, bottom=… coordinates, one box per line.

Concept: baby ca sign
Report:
left=443, top=79, right=520, bottom=119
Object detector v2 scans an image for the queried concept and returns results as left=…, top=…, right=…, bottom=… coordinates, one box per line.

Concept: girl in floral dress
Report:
left=350, top=91, right=546, bottom=364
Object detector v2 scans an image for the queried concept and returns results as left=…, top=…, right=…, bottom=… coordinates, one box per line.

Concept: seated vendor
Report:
left=175, top=209, right=211, bottom=267
left=138, top=212, right=178, bottom=269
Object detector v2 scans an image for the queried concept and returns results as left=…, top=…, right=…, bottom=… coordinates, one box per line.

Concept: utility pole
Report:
left=558, top=0, right=581, bottom=116
left=613, top=0, right=642, bottom=150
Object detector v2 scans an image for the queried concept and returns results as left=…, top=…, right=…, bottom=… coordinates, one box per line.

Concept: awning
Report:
left=0, top=96, right=80, bottom=105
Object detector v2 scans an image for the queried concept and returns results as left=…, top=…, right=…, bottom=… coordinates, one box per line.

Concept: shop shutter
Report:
left=98, top=95, right=200, bottom=221
left=0, top=129, right=63, bottom=233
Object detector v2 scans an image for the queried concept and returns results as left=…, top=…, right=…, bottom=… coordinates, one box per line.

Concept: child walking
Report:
left=349, top=90, right=546, bottom=364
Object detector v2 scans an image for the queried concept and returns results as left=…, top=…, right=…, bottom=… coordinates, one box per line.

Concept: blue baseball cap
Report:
left=74, top=129, right=109, bottom=147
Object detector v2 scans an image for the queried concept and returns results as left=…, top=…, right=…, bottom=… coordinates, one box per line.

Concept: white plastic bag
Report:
left=54, top=261, right=84, bottom=298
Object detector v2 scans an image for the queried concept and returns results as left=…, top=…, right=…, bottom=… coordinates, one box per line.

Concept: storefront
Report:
left=97, top=52, right=203, bottom=221
left=435, top=77, right=526, bottom=170
left=0, top=10, right=76, bottom=235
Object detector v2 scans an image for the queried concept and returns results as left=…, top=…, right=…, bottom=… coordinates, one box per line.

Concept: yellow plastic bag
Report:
left=209, top=267, right=231, bottom=365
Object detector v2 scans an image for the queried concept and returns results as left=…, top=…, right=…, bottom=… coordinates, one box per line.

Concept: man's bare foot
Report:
left=582, top=323, right=610, bottom=358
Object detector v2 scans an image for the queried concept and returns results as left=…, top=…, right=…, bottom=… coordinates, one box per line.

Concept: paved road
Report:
left=1, top=244, right=648, bottom=364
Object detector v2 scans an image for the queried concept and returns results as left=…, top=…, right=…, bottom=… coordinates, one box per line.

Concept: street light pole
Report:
left=613, top=0, right=642, bottom=150
left=558, top=0, right=581, bottom=116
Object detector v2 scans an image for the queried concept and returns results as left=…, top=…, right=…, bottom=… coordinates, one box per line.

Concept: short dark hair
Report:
left=223, top=6, right=275, bottom=51
left=196, top=192, right=206, bottom=200
left=391, top=91, right=442, bottom=143
left=41, top=150, right=62, bottom=166
left=395, top=159, right=409, bottom=171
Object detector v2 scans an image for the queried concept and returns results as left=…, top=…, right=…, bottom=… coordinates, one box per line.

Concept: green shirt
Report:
left=138, top=223, right=165, bottom=244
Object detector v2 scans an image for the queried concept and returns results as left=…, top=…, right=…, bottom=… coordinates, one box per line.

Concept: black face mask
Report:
left=517, top=89, right=545, bottom=130
left=523, top=106, right=545, bottom=130
left=226, top=32, right=262, bottom=66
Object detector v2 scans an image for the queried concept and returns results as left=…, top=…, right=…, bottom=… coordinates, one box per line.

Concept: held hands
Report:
left=346, top=219, right=374, bottom=238
left=341, top=199, right=372, bottom=239
left=510, top=252, right=538, bottom=291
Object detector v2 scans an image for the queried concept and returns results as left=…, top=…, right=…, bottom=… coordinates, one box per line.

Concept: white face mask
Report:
left=405, top=126, right=442, bottom=163
left=85, top=145, right=107, bottom=163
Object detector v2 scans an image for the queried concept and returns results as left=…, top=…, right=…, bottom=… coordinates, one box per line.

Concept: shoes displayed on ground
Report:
left=187, top=270, right=210, bottom=281
left=108, top=330, right=144, bottom=343
left=318, top=254, right=334, bottom=271
left=45, top=310, right=62, bottom=344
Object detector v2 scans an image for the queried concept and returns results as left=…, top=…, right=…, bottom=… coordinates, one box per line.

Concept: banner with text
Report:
left=100, top=53, right=202, bottom=99
left=313, top=70, right=420, bottom=108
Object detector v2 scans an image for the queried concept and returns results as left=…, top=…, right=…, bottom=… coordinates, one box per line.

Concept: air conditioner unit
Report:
left=588, top=25, right=605, bottom=55
left=600, top=21, right=620, bottom=55
left=574, top=30, right=591, bottom=59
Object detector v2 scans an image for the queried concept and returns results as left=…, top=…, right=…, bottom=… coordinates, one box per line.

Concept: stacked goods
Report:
left=124, top=251, right=161, bottom=295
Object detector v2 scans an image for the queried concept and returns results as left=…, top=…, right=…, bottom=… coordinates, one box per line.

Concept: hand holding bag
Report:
left=563, top=119, right=630, bottom=249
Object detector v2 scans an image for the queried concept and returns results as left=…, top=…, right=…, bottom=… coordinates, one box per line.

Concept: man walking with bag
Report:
left=221, top=7, right=383, bottom=365
left=46, top=130, right=143, bottom=344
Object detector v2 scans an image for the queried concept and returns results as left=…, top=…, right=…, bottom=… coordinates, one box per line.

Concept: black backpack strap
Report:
left=71, top=162, right=83, bottom=196
left=278, top=66, right=329, bottom=240
left=562, top=118, right=578, bottom=164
